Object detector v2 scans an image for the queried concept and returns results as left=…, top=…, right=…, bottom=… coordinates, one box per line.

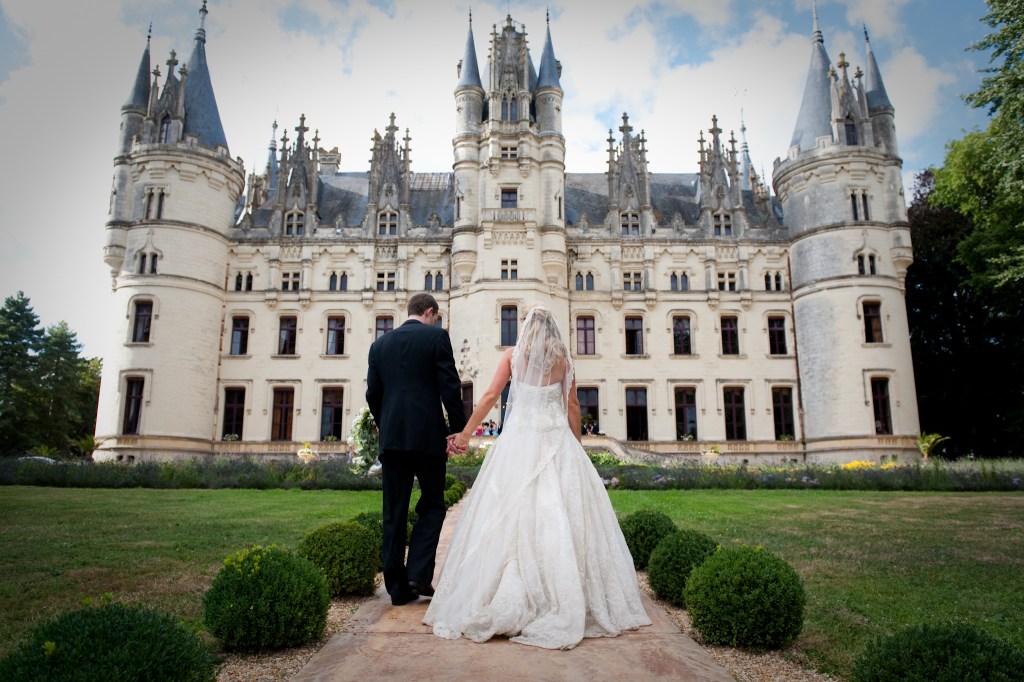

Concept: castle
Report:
left=94, top=3, right=920, bottom=464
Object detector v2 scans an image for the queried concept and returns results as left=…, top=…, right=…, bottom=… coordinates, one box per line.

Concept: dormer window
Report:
left=378, top=209, right=398, bottom=236
left=713, top=212, right=732, bottom=237
left=501, top=95, right=518, bottom=121
left=845, top=120, right=858, bottom=145
left=284, top=211, right=305, bottom=236
left=620, top=212, right=640, bottom=236
left=159, top=116, right=172, bottom=144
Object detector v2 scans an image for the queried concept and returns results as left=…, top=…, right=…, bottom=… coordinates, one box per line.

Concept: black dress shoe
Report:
left=391, top=586, right=418, bottom=605
left=410, top=581, right=434, bottom=597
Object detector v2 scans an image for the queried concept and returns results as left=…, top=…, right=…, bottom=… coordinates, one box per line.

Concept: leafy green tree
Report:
left=933, top=0, right=1024, bottom=292
left=0, top=292, right=43, bottom=454
left=907, top=171, right=1024, bottom=458
left=30, top=322, right=99, bottom=453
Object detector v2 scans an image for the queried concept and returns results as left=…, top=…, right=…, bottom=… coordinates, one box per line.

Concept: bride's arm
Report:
left=566, top=369, right=582, bottom=444
left=452, top=348, right=513, bottom=451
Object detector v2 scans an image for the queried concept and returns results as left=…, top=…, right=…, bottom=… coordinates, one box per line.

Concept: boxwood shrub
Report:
left=298, top=522, right=379, bottom=597
left=0, top=603, right=217, bottom=681
left=618, top=509, right=678, bottom=569
left=647, top=529, right=718, bottom=607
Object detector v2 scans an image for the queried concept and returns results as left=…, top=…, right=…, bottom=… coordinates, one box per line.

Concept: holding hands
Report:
left=446, top=434, right=468, bottom=457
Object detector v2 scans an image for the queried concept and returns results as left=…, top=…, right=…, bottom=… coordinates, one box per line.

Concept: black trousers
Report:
left=379, top=449, right=447, bottom=597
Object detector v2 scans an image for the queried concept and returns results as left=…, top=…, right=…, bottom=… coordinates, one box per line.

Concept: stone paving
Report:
left=293, top=496, right=735, bottom=682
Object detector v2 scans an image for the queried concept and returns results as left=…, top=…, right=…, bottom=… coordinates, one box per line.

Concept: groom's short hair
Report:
left=408, top=293, right=439, bottom=316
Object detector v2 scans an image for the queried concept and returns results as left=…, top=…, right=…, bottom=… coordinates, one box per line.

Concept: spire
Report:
left=267, top=120, right=279, bottom=198
left=739, top=114, right=754, bottom=191
left=457, top=11, right=483, bottom=89
left=182, top=1, right=229, bottom=150
left=536, top=10, right=561, bottom=90
left=123, top=27, right=152, bottom=111
left=790, top=2, right=833, bottom=151
left=863, top=26, right=893, bottom=111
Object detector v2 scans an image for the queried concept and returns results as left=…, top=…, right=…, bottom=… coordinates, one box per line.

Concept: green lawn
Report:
left=1, top=487, right=1022, bottom=679
left=611, top=489, right=1024, bottom=677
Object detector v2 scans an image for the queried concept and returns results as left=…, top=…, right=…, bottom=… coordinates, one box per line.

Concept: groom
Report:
left=366, top=293, right=467, bottom=605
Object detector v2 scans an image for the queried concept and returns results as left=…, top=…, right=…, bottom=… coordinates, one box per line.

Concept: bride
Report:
left=423, top=305, right=651, bottom=649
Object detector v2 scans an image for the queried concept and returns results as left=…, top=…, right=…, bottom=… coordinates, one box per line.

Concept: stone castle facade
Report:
left=94, top=4, right=920, bottom=463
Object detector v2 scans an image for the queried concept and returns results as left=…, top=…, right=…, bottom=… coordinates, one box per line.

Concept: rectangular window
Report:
left=375, top=316, right=394, bottom=339
left=278, top=316, right=297, bottom=355
left=674, top=387, right=698, bottom=440
left=623, top=272, right=642, bottom=291
left=376, top=272, right=396, bottom=291
left=576, top=316, right=595, bottom=355
left=620, top=213, right=640, bottom=236
left=122, top=377, right=144, bottom=435
left=501, top=306, right=518, bottom=346
left=862, top=194, right=870, bottom=221
left=717, top=272, right=737, bottom=291
left=500, top=146, right=517, bottom=159
left=721, top=315, right=740, bottom=355
left=501, top=188, right=518, bottom=208
left=851, top=192, right=860, bottom=221
left=222, top=387, right=245, bottom=439
left=713, top=213, right=732, bottom=236
left=230, top=316, right=249, bottom=355
left=863, top=302, right=883, bottom=343
left=871, top=377, right=893, bottom=435
left=281, top=272, right=300, bottom=291
left=271, top=387, right=294, bottom=441
left=326, top=316, right=345, bottom=355
left=772, top=387, right=795, bottom=440
left=500, top=259, right=518, bottom=280
left=768, top=316, right=787, bottom=355
left=578, top=387, right=599, bottom=434
left=723, top=386, right=747, bottom=440
left=320, top=387, right=344, bottom=440
left=625, top=316, right=644, bottom=355
left=625, top=387, right=648, bottom=440
left=672, top=315, right=692, bottom=355
left=132, top=301, right=152, bottom=343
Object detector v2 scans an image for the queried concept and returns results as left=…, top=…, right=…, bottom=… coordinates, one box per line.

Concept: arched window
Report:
left=764, top=273, right=771, bottom=290
left=586, top=273, right=594, bottom=290
left=435, top=273, right=443, bottom=290
left=424, top=273, right=433, bottom=291
left=774, top=273, right=782, bottom=290
left=138, top=254, right=147, bottom=275
left=235, top=273, right=243, bottom=291
left=159, top=116, right=172, bottom=144
left=329, top=273, right=338, bottom=291
left=339, top=273, right=348, bottom=291
left=671, top=273, right=678, bottom=291
left=575, top=273, right=584, bottom=290
left=245, top=273, right=253, bottom=291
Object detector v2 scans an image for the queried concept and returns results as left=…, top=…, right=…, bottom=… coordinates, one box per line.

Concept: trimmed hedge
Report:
left=0, top=603, right=217, bottom=681
left=298, top=522, right=379, bottom=597
left=618, top=509, right=678, bottom=569
left=647, top=529, right=718, bottom=607
left=684, top=545, right=805, bottom=650
left=203, top=545, right=329, bottom=650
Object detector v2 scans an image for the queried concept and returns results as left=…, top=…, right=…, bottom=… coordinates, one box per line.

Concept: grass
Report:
left=611, top=489, right=1024, bottom=677
left=1, top=486, right=1022, bottom=680
left=0, top=486, right=381, bottom=659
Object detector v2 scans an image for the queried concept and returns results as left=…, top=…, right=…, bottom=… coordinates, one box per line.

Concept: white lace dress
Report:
left=423, top=382, right=651, bottom=650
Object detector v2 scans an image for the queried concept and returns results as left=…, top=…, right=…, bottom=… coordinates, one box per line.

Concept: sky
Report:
left=0, top=0, right=995, bottom=363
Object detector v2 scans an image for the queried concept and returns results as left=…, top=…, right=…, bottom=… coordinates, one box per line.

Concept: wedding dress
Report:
left=423, top=334, right=651, bottom=649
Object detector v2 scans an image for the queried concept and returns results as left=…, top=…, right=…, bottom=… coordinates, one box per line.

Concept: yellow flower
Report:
left=43, top=641, right=57, bottom=657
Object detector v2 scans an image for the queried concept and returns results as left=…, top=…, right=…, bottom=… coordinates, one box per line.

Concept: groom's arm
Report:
left=435, top=330, right=467, bottom=435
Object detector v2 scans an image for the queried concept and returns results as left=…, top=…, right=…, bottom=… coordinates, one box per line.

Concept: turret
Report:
left=864, top=28, right=898, bottom=157
left=119, top=28, right=151, bottom=155
left=95, top=1, right=244, bottom=462
left=771, top=3, right=918, bottom=462
left=534, top=12, right=563, bottom=134
left=455, top=12, right=484, bottom=137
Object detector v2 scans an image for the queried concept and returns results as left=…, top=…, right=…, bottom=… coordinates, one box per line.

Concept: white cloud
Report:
left=0, top=0, right=987, bottom=362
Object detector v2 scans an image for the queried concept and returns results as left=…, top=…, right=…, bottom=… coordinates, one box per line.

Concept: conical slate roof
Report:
left=536, top=21, right=561, bottom=89
left=124, top=35, right=151, bottom=110
left=864, top=30, right=893, bottom=112
left=789, top=9, right=833, bottom=152
left=182, top=4, right=228, bottom=150
left=457, top=16, right=483, bottom=89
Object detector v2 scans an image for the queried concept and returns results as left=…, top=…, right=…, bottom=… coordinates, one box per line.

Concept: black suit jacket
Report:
left=366, top=319, right=467, bottom=456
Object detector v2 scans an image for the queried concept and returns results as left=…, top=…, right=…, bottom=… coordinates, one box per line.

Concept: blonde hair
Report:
left=517, top=305, right=566, bottom=375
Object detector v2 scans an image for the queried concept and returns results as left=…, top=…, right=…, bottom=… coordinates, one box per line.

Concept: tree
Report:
left=933, top=0, right=1024, bottom=293
left=0, top=292, right=43, bottom=454
left=30, top=322, right=99, bottom=453
left=907, top=171, right=1024, bottom=458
